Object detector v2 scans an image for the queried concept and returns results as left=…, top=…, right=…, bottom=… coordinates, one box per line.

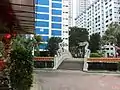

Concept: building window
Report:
left=39, top=43, right=47, bottom=49
left=52, top=9, right=62, bottom=15
left=52, top=30, right=61, bottom=35
left=36, top=0, right=49, bottom=5
left=36, top=6, right=49, bottom=13
left=109, top=4, right=112, bottom=7
left=111, top=48, right=113, bottom=50
left=106, top=48, right=109, bottom=50
left=106, top=20, right=108, bottom=23
left=35, top=21, right=49, bottom=27
left=36, top=14, right=49, bottom=20
left=52, top=16, right=62, bottom=22
left=105, top=2, right=108, bottom=5
left=35, top=28, right=49, bottom=34
left=52, top=0, right=62, bottom=2
left=106, top=6, right=108, bottom=9
left=52, top=3, right=62, bottom=8
left=106, top=25, right=108, bottom=27
left=106, top=16, right=108, bottom=18
left=42, top=36, right=49, bottom=41
left=52, top=23, right=62, bottom=29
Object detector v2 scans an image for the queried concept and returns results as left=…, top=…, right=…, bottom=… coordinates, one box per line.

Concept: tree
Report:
left=69, top=26, right=89, bottom=57
left=46, top=37, right=62, bottom=56
left=89, top=33, right=101, bottom=53
left=102, top=22, right=120, bottom=45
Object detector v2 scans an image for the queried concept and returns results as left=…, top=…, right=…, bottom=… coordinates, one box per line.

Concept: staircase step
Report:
left=58, top=61, right=84, bottom=70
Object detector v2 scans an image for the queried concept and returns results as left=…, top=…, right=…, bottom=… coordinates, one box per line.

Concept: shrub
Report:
left=90, top=53, right=103, bottom=57
left=9, top=46, right=33, bottom=90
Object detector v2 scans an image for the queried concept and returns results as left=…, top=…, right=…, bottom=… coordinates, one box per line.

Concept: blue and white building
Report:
left=35, top=0, right=69, bottom=50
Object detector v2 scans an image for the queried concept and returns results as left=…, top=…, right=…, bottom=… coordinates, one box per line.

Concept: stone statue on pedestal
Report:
left=78, top=41, right=90, bottom=71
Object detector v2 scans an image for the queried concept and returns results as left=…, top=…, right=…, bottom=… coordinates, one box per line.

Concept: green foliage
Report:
left=12, top=35, right=41, bottom=56
left=7, top=35, right=41, bottom=90
left=46, top=37, right=62, bottom=56
left=9, top=46, right=33, bottom=90
left=90, top=53, right=103, bottom=57
left=69, top=26, right=89, bottom=57
left=102, top=22, right=120, bottom=45
left=89, top=33, right=101, bottom=53
left=116, top=33, right=120, bottom=47
left=34, top=35, right=42, bottom=43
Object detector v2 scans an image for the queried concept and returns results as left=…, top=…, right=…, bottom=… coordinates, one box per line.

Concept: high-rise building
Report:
left=62, top=0, right=69, bottom=50
left=35, top=0, right=69, bottom=50
left=75, top=0, right=120, bottom=36
left=68, top=0, right=74, bottom=27
left=76, top=0, right=91, bottom=17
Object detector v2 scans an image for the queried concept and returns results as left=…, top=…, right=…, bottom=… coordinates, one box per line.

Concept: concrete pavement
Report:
left=31, top=69, right=120, bottom=90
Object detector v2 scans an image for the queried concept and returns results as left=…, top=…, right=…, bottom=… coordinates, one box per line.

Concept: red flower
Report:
left=4, top=33, right=11, bottom=39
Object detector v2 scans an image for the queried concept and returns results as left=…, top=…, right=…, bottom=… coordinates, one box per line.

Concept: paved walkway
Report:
left=31, top=69, right=120, bottom=90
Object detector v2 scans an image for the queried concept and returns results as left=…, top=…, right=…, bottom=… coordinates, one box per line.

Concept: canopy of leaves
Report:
left=12, top=35, right=42, bottom=52
left=69, top=26, right=89, bottom=57
left=102, top=22, right=120, bottom=45
left=69, top=27, right=89, bottom=47
left=46, top=37, right=62, bottom=56
left=89, top=33, right=101, bottom=53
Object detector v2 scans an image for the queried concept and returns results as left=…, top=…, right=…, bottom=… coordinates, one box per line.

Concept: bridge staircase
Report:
left=53, top=42, right=90, bottom=71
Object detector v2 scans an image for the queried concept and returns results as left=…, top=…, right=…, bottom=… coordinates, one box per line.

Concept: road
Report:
left=31, top=69, right=120, bottom=90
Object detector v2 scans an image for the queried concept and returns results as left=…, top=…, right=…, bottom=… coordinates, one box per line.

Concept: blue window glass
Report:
left=52, top=23, right=62, bottom=29
left=52, top=3, right=62, bottom=8
left=36, top=14, right=49, bottom=20
left=52, top=16, right=62, bottom=22
left=35, top=21, right=49, bottom=27
left=52, top=0, right=62, bottom=2
left=52, top=9, right=62, bottom=15
left=39, top=44, right=47, bottom=49
left=35, top=0, right=49, bottom=5
left=42, top=36, right=49, bottom=41
left=52, top=30, right=61, bottom=35
left=35, top=28, right=49, bottom=34
left=36, top=6, right=49, bottom=13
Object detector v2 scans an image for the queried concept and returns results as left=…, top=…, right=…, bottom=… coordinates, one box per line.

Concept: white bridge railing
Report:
left=53, top=50, right=72, bottom=69
left=53, top=42, right=72, bottom=69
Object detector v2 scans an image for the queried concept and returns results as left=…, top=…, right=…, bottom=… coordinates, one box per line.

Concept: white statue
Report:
left=78, top=41, right=91, bottom=58
left=79, top=41, right=90, bottom=71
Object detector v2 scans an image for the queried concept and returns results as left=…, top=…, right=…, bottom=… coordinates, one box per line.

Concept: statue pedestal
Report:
left=83, top=58, right=88, bottom=71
